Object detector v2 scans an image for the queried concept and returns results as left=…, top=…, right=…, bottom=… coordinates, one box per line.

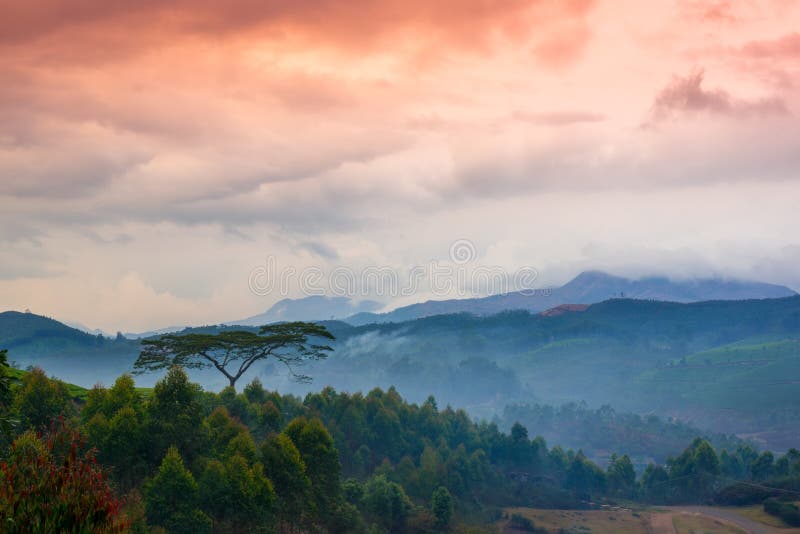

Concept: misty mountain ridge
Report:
left=64, top=321, right=114, bottom=338
left=22, top=270, right=797, bottom=337
left=116, top=296, right=383, bottom=338
left=227, top=295, right=382, bottom=326
left=345, top=270, right=797, bottom=325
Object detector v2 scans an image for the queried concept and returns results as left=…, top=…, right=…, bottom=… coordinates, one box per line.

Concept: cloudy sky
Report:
left=2, top=0, right=800, bottom=332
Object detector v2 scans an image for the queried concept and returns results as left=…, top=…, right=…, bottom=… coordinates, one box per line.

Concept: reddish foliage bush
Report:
left=0, top=419, right=127, bottom=533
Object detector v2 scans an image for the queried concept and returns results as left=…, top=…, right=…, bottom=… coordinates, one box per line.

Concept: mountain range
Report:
left=345, top=270, right=797, bottom=325
left=58, top=271, right=800, bottom=336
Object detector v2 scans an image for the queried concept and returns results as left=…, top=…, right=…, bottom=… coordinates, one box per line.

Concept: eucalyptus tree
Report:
left=0, top=349, right=16, bottom=439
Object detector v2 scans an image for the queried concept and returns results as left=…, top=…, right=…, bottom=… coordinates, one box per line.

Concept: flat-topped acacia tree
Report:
left=133, top=322, right=335, bottom=390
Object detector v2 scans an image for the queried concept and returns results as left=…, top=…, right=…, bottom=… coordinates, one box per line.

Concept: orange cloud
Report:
left=1, top=0, right=596, bottom=65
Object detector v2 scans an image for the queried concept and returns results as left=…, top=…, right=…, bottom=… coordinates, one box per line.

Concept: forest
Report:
left=2, top=345, right=800, bottom=533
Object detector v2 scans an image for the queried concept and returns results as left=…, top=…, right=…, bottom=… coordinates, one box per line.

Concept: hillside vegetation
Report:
left=3, top=296, right=800, bottom=450
left=1, top=361, right=799, bottom=533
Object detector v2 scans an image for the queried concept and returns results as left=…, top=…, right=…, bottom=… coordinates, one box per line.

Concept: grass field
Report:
left=500, top=506, right=800, bottom=534
left=6, top=366, right=153, bottom=401
left=725, top=505, right=790, bottom=528
left=501, top=507, right=651, bottom=533
left=671, top=514, right=746, bottom=534
left=718, top=505, right=800, bottom=531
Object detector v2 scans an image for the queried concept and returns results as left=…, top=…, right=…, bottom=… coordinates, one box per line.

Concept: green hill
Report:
left=0, top=311, right=98, bottom=351
left=2, top=296, right=800, bottom=450
left=0, top=311, right=141, bottom=387
left=309, top=297, right=800, bottom=446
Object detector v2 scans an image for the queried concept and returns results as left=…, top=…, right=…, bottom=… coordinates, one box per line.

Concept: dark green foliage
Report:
left=283, top=416, right=343, bottom=524
left=431, top=486, right=453, bottom=528
left=0, top=349, right=13, bottom=408
left=606, top=453, right=636, bottom=498
left=343, top=478, right=365, bottom=504
left=508, top=513, right=547, bottom=533
left=13, top=367, right=73, bottom=429
left=500, top=402, right=742, bottom=465
left=715, top=477, right=800, bottom=506
left=82, top=375, right=147, bottom=489
left=243, top=376, right=267, bottom=404
left=261, top=432, right=310, bottom=522
left=0, top=349, right=16, bottom=439
left=4, top=365, right=800, bottom=531
left=144, top=446, right=212, bottom=534
left=134, top=322, right=334, bottom=389
left=295, top=387, right=592, bottom=512
left=715, top=447, right=800, bottom=505
left=511, top=421, right=528, bottom=441
left=566, top=451, right=606, bottom=499
left=714, top=482, right=774, bottom=506
left=146, top=366, right=205, bottom=463
left=668, top=438, right=720, bottom=502
left=763, top=498, right=800, bottom=526
left=640, top=463, right=670, bottom=502
left=197, top=454, right=275, bottom=531
left=751, top=451, right=775, bottom=481
left=204, top=406, right=249, bottom=459
left=640, top=438, right=800, bottom=506
left=361, top=474, right=413, bottom=532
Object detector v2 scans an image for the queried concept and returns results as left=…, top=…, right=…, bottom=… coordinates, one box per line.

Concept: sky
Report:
left=1, top=0, right=800, bottom=332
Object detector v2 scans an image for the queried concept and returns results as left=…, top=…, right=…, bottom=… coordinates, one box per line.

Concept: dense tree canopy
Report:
left=1, top=356, right=799, bottom=532
left=13, top=367, right=73, bottom=430
left=145, top=446, right=212, bottom=534
left=0, top=350, right=12, bottom=408
left=0, top=349, right=15, bottom=440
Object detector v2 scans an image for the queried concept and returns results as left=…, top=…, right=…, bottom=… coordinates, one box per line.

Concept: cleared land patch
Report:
left=501, top=507, right=651, bottom=533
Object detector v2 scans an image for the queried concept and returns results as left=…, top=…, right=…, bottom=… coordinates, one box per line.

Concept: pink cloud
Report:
left=741, top=32, right=800, bottom=57
left=647, top=69, right=788, bottom=124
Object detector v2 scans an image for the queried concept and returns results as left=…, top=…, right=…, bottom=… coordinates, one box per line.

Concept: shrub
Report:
left=508, top=513, right=547, bottom=533
left=0, top=421, right=126, bottom=533
left=763, top=498, right=800, bottom=526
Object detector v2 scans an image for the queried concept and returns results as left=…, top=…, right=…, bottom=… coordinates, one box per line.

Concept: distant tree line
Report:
left=499, top=401, right=742, bottom=466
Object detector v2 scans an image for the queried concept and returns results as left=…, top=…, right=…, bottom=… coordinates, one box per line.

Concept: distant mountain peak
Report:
left=226, top=296, right=383, bottom=326
left=344, top=270, right=796, bottom=325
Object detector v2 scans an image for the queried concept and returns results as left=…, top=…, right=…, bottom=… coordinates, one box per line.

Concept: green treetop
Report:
left=134, top=322, right=334, bottom=390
